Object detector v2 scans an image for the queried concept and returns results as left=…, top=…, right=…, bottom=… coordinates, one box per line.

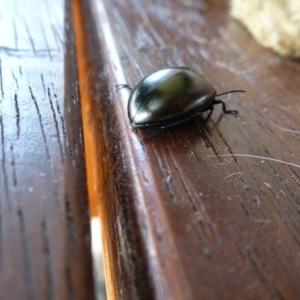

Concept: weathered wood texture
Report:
left=0, top=1, right=95, bottom=299
left=79, top=0, right=300, bottom=299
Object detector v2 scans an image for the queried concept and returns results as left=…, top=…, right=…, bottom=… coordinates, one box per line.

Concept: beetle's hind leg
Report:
left=213, top=99, right=238, bottom=115
left=200, top=107, right=214, bottom=130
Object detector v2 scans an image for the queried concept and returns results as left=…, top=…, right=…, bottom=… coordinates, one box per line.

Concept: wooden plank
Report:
left=0, top=0, right=95, bottom=299
left=79, top=0, right=300, bottom=299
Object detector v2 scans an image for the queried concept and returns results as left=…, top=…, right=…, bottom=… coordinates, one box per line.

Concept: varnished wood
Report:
left=0, top=0, right=95, bottom=299
left=78, top=0, right=300, bottom=299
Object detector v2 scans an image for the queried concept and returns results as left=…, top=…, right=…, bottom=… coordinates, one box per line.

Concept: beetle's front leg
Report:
left=214, top=99, right=238, bottom=115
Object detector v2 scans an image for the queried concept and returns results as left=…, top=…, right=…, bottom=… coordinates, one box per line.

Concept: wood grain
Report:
left=78, top=0, right=300, bottom=299
left=0, top=0, right=95, bottom=299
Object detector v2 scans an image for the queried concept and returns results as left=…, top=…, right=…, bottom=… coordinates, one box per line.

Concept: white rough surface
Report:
left=230, top=0, right=300, bottom=58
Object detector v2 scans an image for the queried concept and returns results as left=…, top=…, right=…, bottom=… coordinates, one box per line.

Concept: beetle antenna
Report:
left=216, top=90, right=246, bottom=97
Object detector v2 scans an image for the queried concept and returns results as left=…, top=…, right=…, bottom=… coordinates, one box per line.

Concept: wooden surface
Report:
left=2, top=0, right=300, bottom=299
left=0, top=0, right=95, bottom=299
left=78, top=0, right=300, bottom=299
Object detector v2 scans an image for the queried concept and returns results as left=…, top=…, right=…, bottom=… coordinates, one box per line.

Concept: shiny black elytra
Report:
left=117, top=67, right=245, bottom=130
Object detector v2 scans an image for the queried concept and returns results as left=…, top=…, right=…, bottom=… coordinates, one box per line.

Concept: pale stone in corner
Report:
left=230, top=0, right=300, bottom=58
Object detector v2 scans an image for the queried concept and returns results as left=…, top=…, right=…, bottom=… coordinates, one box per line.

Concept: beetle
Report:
left=117, top=67, right=245, bottom=130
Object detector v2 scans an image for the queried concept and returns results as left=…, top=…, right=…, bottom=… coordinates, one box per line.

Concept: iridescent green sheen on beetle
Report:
left=118, top=67, right=245, bottom=129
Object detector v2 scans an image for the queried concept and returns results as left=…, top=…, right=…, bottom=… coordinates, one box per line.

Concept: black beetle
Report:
left=117, top=67, right=245, bottom=129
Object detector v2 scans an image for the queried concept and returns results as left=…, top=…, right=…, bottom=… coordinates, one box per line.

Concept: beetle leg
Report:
left=115, top=84, right=133, bottom=91
left=200, top=107, right=214, bottom=130
left=213, top=99, right=238, bottom=115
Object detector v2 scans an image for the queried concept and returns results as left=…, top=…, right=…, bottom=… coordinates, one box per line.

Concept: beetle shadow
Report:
left=134, top=110, right=240, bottom=154
left=133, top=115, right=214, bottom=152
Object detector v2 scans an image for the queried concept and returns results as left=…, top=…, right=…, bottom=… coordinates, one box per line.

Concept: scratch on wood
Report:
left=23, top=18, right=36, bottom=55
left=64, top=197, right=76, bottom=298
left=65, top=195, right=77, bottom=245
left=14, top=94, right=20, bottom=139
left=216, top=139, right=250, bottom=189
left=41, top=216, right=56, bottom=300
left=12, top=18, right=18, bottom=49
left=0, top=59, right=4, bottom=98
left=29, top=86, right=50, bottom=159
left=239, top=200, right=250, bottom=218
left=47, top=87, right=64, bottom=163
left=256, top=195, right=260, bottom=206
left=213, top=154, right=300, bottom=169
left=12, top=71, right=19, bottom=89
left=40, top=22, right=53, bottom=61
left=16, top=196, right=37, bottom=300
left=253, top=218, right=270, bottom=224
left=269, top=120, right=300, bottom=135
left=0, top=115, right=10, bottom=207
left=41, top=74, right=46, bottom=94
left=51, top=24, right=63, bottom=51
left=57, top=99, right=67, bottom=141
left=280, top=190, right=286, bottom=196
left=10, top=143, right=17, bottom=186
left=224, top=172, right=243, bottom=180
